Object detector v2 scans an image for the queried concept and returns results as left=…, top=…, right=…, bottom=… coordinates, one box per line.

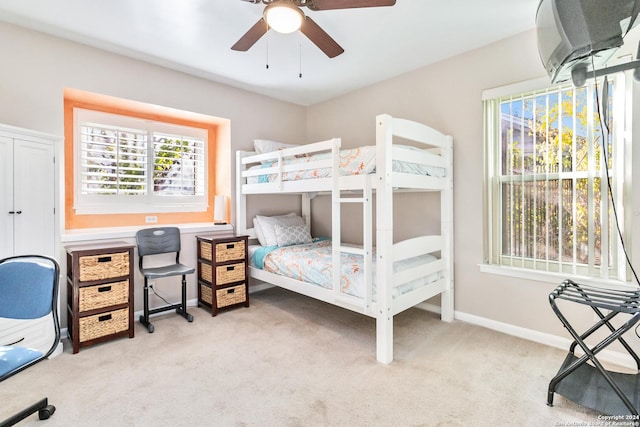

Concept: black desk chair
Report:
left=0, top=255, right=60, bottom=426
left=136, top=227, right=195, bottom=333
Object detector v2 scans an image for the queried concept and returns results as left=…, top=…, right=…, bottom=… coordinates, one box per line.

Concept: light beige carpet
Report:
left=2, top=287, right=603, bottom=426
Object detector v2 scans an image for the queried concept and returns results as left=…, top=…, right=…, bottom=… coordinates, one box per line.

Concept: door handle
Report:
left=8, top=211, right=22, bottom=214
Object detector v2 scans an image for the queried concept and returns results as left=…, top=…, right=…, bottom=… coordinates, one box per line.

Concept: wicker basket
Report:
left=200, top=262, right=213, bottom=283
left=200, top=241, right=212, bottom=261
left=200, top=283, right=246, bottom=308
left=215, top=241, right=245, bottom=262
left=200, top=283, right=213, bottom=306
left=79, top=308, right=129, bottom=342
left=79, top=252, right=129, bottom=282
left=79, top=280, right=129, bottom=312
left=200, top=262, right=245, bottom=285
left=200, top=240, right=245, bottom=263
left=216, top=262, right=245, bottom=285
left=216, top=284, right=246, bottom=308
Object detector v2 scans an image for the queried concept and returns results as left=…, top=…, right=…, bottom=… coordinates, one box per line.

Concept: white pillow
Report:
left=253, top=213, right=296, bottom=246
left=275, top=224, right=312, bottom=247
left=253, top=139, right=298, bottom=154
left=253, top=218, right=266, bottom=246
left=254, top=214, right=305, bottom=246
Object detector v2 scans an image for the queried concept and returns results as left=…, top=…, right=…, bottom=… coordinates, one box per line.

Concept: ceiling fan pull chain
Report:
left=299, top=33, right=303, bottom=78
left=265, top=23, right=270, bottom=69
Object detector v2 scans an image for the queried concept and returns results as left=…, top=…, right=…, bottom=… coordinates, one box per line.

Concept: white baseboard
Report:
left=59, top=294, right=638, bottom=370
left=416, top=302, right=638, bottom=370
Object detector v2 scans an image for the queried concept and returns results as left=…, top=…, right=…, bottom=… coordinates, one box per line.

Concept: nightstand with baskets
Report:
left=196, top=234, right=249, bottom=316
left=66, top=242, right=135, bottom=353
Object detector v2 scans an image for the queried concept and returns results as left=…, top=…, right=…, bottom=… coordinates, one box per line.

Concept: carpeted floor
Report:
left=1, top=287, right=605, bottom=426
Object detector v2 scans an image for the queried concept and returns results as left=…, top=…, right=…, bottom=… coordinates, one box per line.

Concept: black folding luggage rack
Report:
left=547, top=279, right=640, bottom=416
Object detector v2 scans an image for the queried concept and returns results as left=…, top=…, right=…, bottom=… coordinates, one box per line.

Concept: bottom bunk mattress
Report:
left=251, top=240, right=441, bottom=299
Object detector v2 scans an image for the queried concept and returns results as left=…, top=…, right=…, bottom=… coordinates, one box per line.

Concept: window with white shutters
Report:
left=75, top=109, right=207, bottom=214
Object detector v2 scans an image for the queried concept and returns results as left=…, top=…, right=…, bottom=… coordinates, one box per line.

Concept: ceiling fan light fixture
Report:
left=264, top=3, right=304, bottom=34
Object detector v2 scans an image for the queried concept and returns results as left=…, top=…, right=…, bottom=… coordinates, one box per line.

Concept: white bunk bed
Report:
left=236, top=114, right=454, bottom=364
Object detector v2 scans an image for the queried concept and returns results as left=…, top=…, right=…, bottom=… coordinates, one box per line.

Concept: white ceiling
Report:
left=0, top=0, right=540, bottom=106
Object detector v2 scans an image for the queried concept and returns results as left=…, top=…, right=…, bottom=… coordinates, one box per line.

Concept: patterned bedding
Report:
left=248, top=145, right=445, bottom=184
left=251, top=240, right=441, bottom=299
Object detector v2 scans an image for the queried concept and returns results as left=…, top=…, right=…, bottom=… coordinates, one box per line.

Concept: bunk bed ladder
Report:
left=331, top=163, right=373, bottom=314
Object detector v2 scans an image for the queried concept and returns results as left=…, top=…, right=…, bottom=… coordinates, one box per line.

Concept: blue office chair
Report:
left=136, top=227, right=195, bottom=333
left=0, top=255, right=60, bottom=426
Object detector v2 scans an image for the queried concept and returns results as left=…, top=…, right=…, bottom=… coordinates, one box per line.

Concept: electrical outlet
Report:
left=145, top=216, right=158, bottom=223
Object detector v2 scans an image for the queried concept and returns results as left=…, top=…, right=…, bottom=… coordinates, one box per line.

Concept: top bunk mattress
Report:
left=246, top=145, right=446, bottom=184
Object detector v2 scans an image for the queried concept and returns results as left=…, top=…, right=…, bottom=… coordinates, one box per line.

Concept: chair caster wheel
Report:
left=187, top=314, right=194, bottom=322
left=38, top=405, right=56, bottom=420
left=147, top=324, right=154, bottom=333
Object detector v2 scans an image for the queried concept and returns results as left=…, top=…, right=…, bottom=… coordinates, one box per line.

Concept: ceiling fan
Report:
left=232, top=0, right=397, bottom=58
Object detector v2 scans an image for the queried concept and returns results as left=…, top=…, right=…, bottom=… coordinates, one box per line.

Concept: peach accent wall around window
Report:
left=63, top=88, right=230, bottom=229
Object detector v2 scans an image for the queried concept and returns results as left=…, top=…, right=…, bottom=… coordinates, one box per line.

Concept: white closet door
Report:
left=0, top=136, right=14, bottom=259
left=12, top=138, right=55, bottom=257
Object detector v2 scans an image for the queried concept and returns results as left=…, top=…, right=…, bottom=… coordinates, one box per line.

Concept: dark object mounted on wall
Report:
left=536, top=0, right=640, bottom=86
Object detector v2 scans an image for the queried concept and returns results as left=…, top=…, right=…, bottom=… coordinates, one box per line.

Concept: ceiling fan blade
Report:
left=309, top=0, right=396, bottom=11
left=300, top=16, right=344, bottom=58
left=231, top=18, right=268, bottom=51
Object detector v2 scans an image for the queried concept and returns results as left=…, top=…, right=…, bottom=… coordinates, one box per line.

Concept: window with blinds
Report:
left=483, top=75, right=630, bottom=281
left=75, top=109, right=207, bottom=214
